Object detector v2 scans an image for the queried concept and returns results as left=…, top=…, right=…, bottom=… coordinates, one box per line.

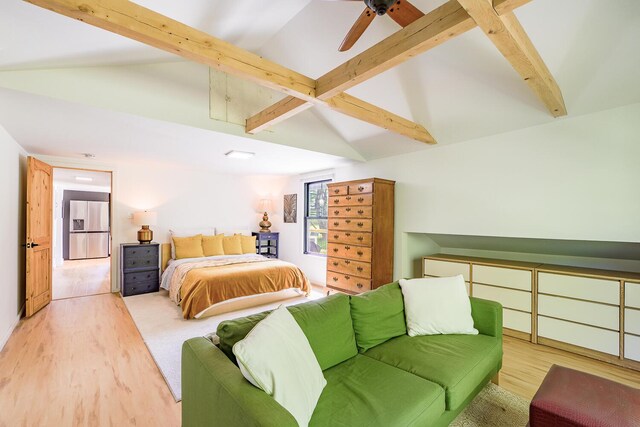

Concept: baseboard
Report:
left=0, top=305, right=25, bottom=352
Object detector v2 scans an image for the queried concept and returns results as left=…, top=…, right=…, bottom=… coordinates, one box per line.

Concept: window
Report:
left=304, top=179, right=330, bottom=255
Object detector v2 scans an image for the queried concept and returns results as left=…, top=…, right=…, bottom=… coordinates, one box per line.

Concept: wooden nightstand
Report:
left=253, top=232, right=279, bottom=259
left=120, top=243, right=160, bottom=297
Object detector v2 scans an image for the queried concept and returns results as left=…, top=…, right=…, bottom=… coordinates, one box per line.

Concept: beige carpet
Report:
left=452, top=382, right=530, bottom=426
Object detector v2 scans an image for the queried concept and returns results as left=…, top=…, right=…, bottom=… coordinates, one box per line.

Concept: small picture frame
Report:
left=283, top=194, right=297, bottom=223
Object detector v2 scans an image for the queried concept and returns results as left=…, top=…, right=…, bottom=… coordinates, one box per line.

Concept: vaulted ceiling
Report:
left=0, top=0, right=638, bottom=170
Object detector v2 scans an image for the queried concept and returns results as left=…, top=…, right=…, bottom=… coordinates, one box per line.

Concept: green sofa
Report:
left=182, top=282, right=503, bottom=427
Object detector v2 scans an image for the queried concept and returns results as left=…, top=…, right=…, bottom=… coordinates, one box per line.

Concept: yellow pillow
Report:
left=237, top=234, right=257, bottom=254
left=221, top=234, right=243, bottom=255
left=202, top=235, right=224, bottom=256
left=172, top=234, right=204, bottom=259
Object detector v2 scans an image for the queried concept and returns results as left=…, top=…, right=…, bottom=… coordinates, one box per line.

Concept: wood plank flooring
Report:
left=1, top=292, right=639, bottom=426
left=52, top=258, right=111, bottom=300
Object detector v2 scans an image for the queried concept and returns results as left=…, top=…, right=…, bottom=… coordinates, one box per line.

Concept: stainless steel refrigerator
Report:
left=69, top=200, right=110, bottom=259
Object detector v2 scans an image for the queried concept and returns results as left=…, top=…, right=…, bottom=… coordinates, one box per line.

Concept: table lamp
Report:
left=257, top=199, right=273, bottom=233
left=132, top=211, right=157, bottom=244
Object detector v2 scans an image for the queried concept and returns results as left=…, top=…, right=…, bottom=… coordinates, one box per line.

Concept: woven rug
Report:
left=451, top=382, right=530, bottom=426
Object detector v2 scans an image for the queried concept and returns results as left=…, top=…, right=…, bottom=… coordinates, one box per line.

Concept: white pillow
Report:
left=233, top=305, right=326, bottom=427
left=169, top=227, right=215, bottom=259
left=399, top=275, right=478, bottom=336
left=218, top=228, right=251, bottom=237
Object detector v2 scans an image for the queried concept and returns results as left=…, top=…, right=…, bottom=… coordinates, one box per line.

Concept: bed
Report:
left=160, top=243, right=311, bottom=319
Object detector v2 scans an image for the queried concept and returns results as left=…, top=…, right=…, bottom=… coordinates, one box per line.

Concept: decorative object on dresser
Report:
left=326, top=178, right=395, bottom=294
left=283, top=194, right=297, bottom=223
left=257, top=199, right=273, bottom=232
left=422, top=253, right=640, bottom=372
left=132, top=210, right=157, bottom=244
left=120, top=243, right=160, bottom=297
left=253, top=232, right=279, bottom=258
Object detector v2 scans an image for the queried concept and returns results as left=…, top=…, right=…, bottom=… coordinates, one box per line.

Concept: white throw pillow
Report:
left=232, top=305, right=326, bottom=427
left=169, top=227, right=215, bottom=259
left=399, top=275, right=478, bottom=336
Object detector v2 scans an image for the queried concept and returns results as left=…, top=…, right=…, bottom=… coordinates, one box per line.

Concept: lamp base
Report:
left=137, top=225, right=153, bottom=244
left=259, top=212, right=271, bottom=233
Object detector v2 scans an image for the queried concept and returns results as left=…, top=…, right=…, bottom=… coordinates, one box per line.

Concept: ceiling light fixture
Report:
left=75, top=176, right=93, bottom=182
left=225, top=150, right=255, bottom=159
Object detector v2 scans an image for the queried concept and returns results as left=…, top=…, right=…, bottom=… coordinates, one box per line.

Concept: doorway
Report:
left=51, top=168, right=112, bottom=300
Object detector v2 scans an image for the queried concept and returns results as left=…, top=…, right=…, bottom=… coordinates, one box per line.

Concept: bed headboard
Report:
left=161, top=243, right=171, bottom=272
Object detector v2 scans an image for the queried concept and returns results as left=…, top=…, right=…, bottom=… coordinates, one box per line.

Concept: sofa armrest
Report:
left=470, top=297, right=503, bottom=339
left=182, top=337, right=298, bottom=427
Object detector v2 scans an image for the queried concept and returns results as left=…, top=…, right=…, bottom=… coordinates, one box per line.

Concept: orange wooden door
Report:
left=25, top=157, right=53, bottom=317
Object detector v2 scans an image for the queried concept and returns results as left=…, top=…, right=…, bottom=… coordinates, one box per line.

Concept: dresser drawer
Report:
left=123, top=254, right=159, bottom=270
left=504, top=309, right=531, bottom=334
left=328, top=243, right=372, bottom=262
left=328, top=193, right=373, bottom=207
left=625, top=308, right=640, bottom=336
left=328, top=185, right=349, bottom=196
left=423, top=259, right=470, bottom=282
left=329, top=206, right=373, bottom=219
left=538, top=272, right=619, bottom=305
left=123, top=270, right=158, bottom=285
left=327, top=257, right=371, bottom=278
left=328, top=231, right=372, bottom=247
left=473, top=284, right=531, bottom=312
left=122, top=280, right=159, bottom=297
left=538, top=316, right=619, bottom=356
left=472, top=265, right=532, bottom=291
left=625, top=334, right=640, bottom=362
left=326, top=271, right=371, bottom=293
left=329, top=218, right=373, bottom=232
left=626, top=282, right=640, bottom=309
left=348, top=182, right=373, bottom=195
left=123, top=245, right=157, bottom=259
left=538, top=294, right=619, bottom=331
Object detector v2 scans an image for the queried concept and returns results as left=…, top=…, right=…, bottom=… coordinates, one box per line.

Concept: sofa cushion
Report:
left=310, top=354, right=445, bottom=427
left=217, top=293, right=358, bottom=370
left=349, top=282, right=406, bottom=352
left=363, top=334, right=502, bottom=411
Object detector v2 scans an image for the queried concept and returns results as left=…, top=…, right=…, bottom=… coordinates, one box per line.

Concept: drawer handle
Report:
left=345, top=246, right=351, bottom=250
left=333, top=222, right=339, bottom=226
left=334, top=199, right=340, bottom=204
left=345, top=260, right=351, bottom=265
left=147, top=274, right=151, bottom=278
left=333, top=262, right=339, bottom=266
left=333, top=248, right=338, bottom=253
left=357, top=209, right=364, bottom=214
left=132, top=250, right=136, bottom=254
left=332, top=277, right=338, bottom=282
left=357, top=251, right=363, bottom=256
left=345, top=232, right=351, bottom=236
left=357, top=222, right=364, bottom=227
left=345, top=208, right=352, bottom=212
left=131, top=261, right=136, bottom=265
left=334, top=189, right=340, bottom=194
left=358, top=186, right=364, bottom=192
left=358, top=197, right=364, bottom=202
left=346, top=196, right=352, bottom=200
left=357, top=236, right=363, bottom=241
left=132, top=276, right=137, bottom=280
left=345, top=219, right=351, bottom=224
left=357, top=283, right=363, bottom=289
left=334, top=234, right=339, bottom=239
left=345, top=275, right=351, bottom=280
left=334, top=210, right=339, bottom=215
left=357, top=266, right=363, bottom=272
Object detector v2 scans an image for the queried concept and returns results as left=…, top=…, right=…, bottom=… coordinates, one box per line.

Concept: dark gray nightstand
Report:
left=253, top=232, right=279, bottom=258
left=120, top=243, right=160, bottom=297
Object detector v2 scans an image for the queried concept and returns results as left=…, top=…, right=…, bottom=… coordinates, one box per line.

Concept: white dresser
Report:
left=422, top=254, right=640, bottom=371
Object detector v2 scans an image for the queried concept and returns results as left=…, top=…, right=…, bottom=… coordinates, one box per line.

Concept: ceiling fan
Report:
left=322, top=0, right=425, bottom=51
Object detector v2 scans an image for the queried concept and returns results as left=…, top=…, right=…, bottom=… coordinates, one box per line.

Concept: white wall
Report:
left=279, top=103, right=640, bottom=284
left=37, top=155, right=289, bottom=291
left=0, top=125, right=27, bottom=351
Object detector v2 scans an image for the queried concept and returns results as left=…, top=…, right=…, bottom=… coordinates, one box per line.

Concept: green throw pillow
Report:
left=350, top=282, right=407, bottom=352
left=217, top=293, right=358, bottom=370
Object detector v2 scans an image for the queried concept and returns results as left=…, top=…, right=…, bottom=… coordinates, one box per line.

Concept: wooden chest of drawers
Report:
left=120, top=243, right=160, bottom=297
left=326, top=178, right=394, bottom=294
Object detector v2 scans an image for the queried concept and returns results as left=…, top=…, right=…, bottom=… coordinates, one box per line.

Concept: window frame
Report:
left=303, top=179, right=331, bottom=256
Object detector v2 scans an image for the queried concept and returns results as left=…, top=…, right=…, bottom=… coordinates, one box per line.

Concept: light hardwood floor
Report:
left=1, top=293, right=639, bottom=426
left=52, top=258, right=111, bottom=300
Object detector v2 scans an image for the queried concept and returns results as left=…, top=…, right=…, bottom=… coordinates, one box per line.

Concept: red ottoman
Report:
left=529, top=365, right=640, bottom=426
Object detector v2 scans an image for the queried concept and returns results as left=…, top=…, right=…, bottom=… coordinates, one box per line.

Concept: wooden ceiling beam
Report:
left=457, top=0, right=566, bottom=117
left=26, top=0, right=433, bottom=144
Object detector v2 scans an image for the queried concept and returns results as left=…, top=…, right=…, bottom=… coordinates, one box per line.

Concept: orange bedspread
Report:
left=179, top=259, right=310, bottom=319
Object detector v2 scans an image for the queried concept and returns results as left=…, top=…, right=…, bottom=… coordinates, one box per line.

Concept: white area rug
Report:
left=451, top=382, right=530, bottom=426
left=123, top=290, right=323, bottom=401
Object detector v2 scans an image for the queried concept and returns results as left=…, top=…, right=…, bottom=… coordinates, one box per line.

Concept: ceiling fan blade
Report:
left=386, top=0, right=424, bottom=27
left=339, top=7, right=375, bottom=52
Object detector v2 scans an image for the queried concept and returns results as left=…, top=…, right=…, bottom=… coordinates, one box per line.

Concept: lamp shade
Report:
left=132, top=211, right=157, bottom=226
left=258, top=199, right=273, bottom=213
